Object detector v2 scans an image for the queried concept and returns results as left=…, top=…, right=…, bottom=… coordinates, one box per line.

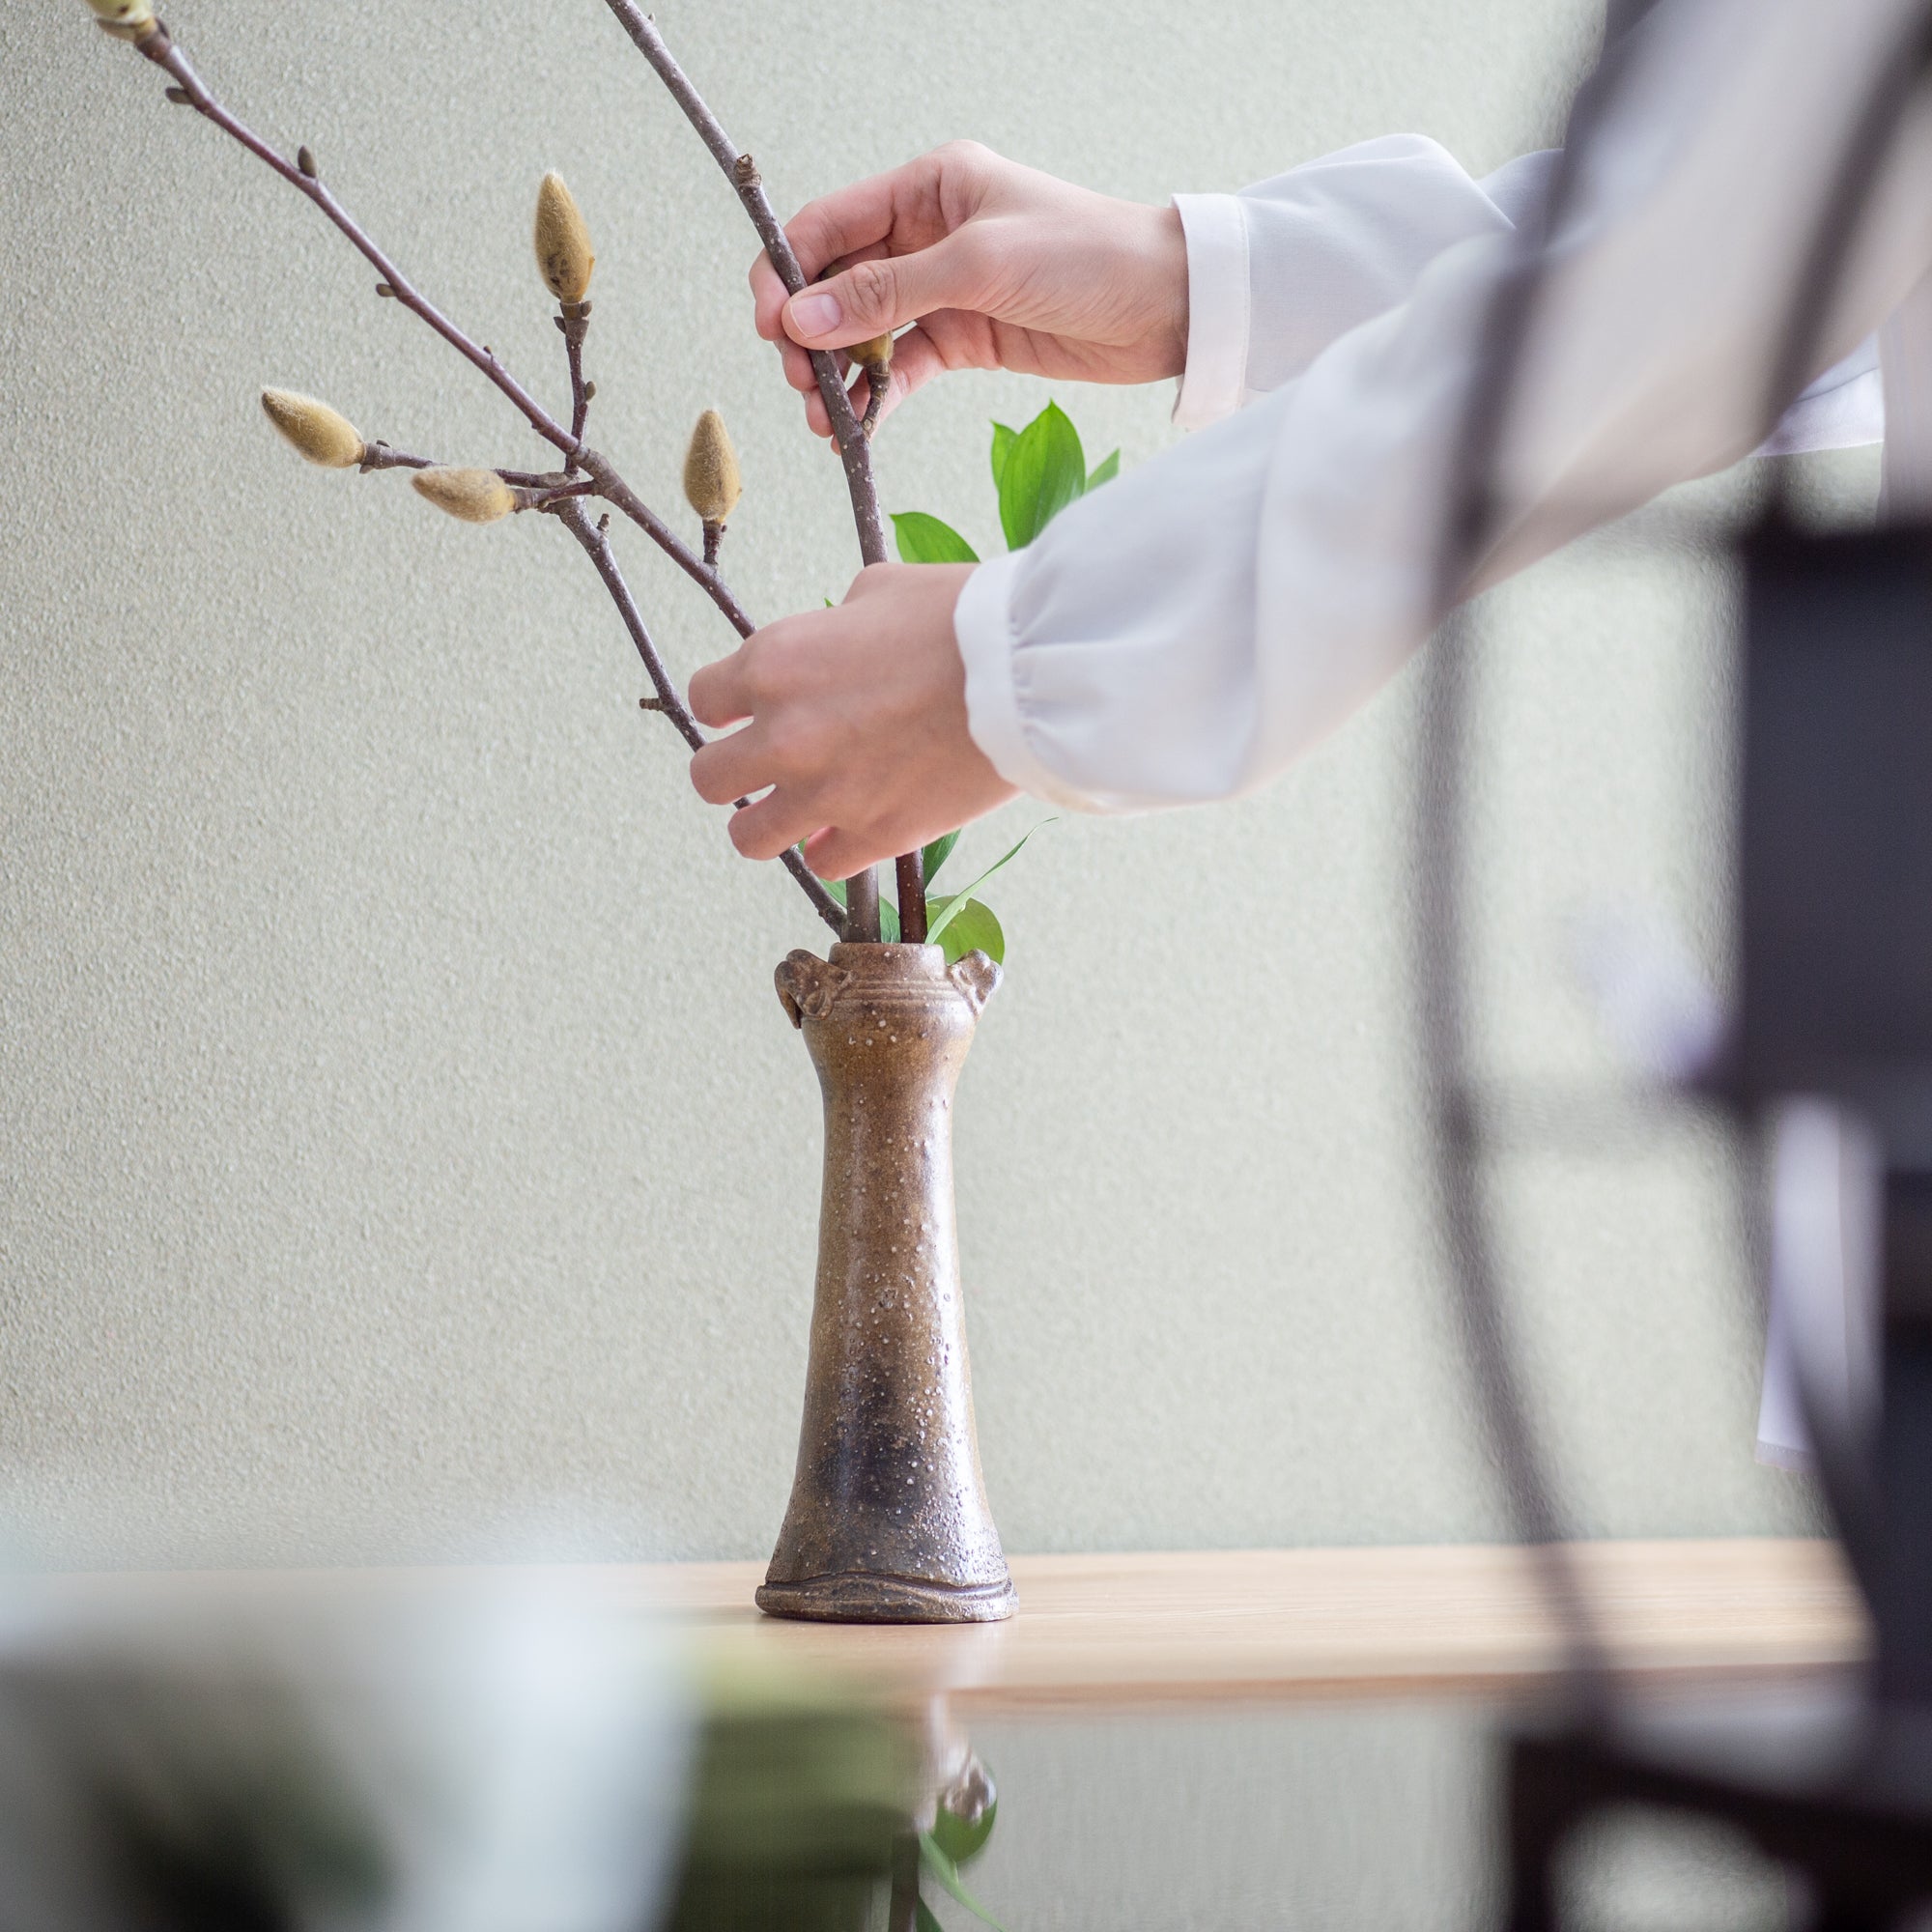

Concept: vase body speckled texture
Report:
left=758, top=942, right=1016, bottom=1624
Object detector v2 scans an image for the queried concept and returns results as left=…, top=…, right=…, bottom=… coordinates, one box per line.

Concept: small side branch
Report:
left=354, top=443, right=581, bottom=493
left=356, top=441, right=435, bottom=473
left=554, top=501, right=844, bottom=934
left=579, top=452, right=755, bottom=639
left=556, top=298, right=593, bottom=467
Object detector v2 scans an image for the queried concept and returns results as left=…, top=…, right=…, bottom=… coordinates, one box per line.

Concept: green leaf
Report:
left=922, top=830, right=962, bottom=887
left=920, top=1835, right=1009, bottom=1932
left=923, top=821, right=1053, bottom=951
left=989, top=421, right=1016, bottom=492
left=1086, top=448, right=1120, bottom=490
left=997, top=402, right=1087, bottom=551
left=925, top=895, right=1004, bottom=967
left=931, top=1795, right=997, bottom=1866
left=821, top=872, right=846, bottom=908
left=892, top=511, right=980, bottom=566
left=915, top=1902, right=945, bottom=1932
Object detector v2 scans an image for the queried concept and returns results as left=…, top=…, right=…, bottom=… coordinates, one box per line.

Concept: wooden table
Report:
left=59, top=1539, right=1863, bottom=1716
left=636, top=1539, right=1865, bottom=1714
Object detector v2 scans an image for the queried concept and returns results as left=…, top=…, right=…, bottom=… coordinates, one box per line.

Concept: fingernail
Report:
left=787, top=291, right=841, bottom=338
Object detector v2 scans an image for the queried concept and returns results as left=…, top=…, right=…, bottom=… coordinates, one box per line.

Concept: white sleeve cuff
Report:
left=953, top=552, right=1103, bottom=812
left=1172, top=192, right=1251, bottom=431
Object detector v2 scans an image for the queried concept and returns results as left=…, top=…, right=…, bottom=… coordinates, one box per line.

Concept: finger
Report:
left=689, top=724, right=773, bottom=808
left=782, top=167, right=919, bottom=285
left=784, top=339, right=853, bottom=396
left=840, top=559, right=896, bottom=601
left=688, top=650, right=754, bottom=729
left=728, top=788, right=827, bottom=862
left=803, top=823, right=897, bottom=879
left=756, top=233, right=890, bottom=343
left=781, top=231, right=990, bottom=353
left=752, top=166, right=899, bottom=342
left=750, top=252, right=791, bottom=342
left=780, top=336, right=817, bottom=394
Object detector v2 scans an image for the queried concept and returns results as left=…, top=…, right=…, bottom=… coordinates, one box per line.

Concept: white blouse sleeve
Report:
left=1171, top=136, right=1558, bottom=430
left=955, top=0, right=1929, bottom=816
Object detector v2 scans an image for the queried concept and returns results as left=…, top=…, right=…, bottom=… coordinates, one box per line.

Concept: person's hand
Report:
left=751, top=142, right=1188, bottom=438
left=688, top=562, right=1019, bottom=879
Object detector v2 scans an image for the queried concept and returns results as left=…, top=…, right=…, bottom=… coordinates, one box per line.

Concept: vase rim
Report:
left=826, top=941, right=949, bottom=965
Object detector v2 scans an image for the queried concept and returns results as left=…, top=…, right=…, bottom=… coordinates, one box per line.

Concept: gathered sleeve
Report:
left=955, top=0, right=1926, bottom=815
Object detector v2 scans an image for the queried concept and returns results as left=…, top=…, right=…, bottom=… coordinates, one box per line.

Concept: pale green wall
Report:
left=2, top=0, right=1830, bottom=1566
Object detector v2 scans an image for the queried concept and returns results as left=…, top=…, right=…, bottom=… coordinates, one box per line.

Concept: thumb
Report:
left=781, top=237, right=981, bottom=351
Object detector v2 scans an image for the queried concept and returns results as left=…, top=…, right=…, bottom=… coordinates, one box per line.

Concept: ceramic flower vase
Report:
left=757, top=942, right=1016, bottom=1624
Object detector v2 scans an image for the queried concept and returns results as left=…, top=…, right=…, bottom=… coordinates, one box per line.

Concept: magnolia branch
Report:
left=554, top=501, right=845, bottom=932
left=118, top=14, right=831, bottom=926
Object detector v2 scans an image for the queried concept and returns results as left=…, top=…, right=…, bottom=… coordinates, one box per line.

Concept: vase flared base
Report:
left=755, top=1569, right=1017, bottom=1625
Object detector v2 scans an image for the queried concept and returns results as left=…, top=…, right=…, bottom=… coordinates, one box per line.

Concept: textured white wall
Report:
left=2, top=0, right=1830, bottom=1567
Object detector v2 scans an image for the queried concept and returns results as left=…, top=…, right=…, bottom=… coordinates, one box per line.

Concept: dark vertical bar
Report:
left=1875, top=1169, right=1932, bottom=1705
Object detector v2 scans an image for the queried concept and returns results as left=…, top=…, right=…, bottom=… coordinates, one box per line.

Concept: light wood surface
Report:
left=55, top=1540, right=1864, bottom=1714
left=638, top=1540, right=1864, bottom=1712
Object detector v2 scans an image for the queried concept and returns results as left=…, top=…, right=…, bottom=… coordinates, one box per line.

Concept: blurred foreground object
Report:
left=0, top=1568, right=952, bottom=1932
left=0, top=1575, right=695, bottom=1932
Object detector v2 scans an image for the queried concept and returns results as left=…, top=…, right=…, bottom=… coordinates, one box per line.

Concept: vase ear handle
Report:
left=948, top=951, right=1002, bottom=1016
left=776, top=950, right=852, bottom=1028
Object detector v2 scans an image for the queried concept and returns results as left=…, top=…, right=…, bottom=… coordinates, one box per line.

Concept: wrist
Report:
left=1137, top=201, right=1190, bottom=380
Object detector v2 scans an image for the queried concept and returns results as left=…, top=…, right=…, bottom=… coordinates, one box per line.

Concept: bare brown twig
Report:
left=555, top=500, right=845, bottom=933
left=356, top=443, right=570, bottom=490
left=599, top=0, right=924, bottom=945
left=518, top=479, right=601, bottom=512
left=355, top=442, right=436, bottom=474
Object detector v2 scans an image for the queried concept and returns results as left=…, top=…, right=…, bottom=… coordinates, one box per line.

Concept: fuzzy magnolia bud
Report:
left=260, top=388, right=364, bottom=469
left=682, top=410, right=742, bottom=525
left=86, top=0, right=156, bottom=37
left=849, top=331, right=895, bottom=370
left=412, top=467, right=517, bottom=526
left=533, top=173, right=595, bottom=305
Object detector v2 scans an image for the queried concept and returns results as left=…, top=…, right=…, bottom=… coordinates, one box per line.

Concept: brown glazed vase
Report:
left=758, top=942, right=1016, bottom=1623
